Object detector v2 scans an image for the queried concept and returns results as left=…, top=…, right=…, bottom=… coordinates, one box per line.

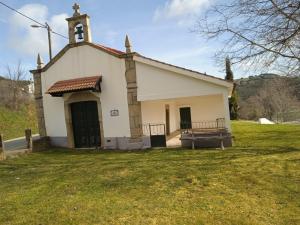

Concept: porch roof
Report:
left=46, top=75, right=102, bottom=97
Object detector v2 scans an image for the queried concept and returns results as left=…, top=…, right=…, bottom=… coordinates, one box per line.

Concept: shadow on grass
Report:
left=24, top=146, right=299, bottom=170
left=39, top=145, right=300, bottom=155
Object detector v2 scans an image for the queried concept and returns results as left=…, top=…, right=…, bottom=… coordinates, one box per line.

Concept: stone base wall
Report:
left=50, top=137, right=69, bottom=148
left=104, top=136, right=151, bottom=150
left=46, top=136, right=151, bottom=150
left=32, top=137, right=51, bottom=152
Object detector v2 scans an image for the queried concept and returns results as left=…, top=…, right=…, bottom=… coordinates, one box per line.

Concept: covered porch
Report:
left=141, top=94, right=231, bottom=148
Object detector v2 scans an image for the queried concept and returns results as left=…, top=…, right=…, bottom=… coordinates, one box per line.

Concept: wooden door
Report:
left=180, top=107, right=192, bottom=129
left=71, top=101, right=100, bottom=148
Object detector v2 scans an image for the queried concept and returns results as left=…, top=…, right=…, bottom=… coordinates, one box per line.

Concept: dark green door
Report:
left=180, top=107, right=192, bottom=129
left=71, top=101, right=100, bottom=148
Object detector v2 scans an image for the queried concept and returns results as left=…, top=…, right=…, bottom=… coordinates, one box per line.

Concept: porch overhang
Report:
left=46, top=75, right=102, bottom=97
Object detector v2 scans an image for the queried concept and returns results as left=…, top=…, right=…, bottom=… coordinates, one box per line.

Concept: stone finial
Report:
left=125, top=35, right=132, bottom=54
left=37, top=53, right=44, bottom=69
left=72, top=3, right=81, bottom=16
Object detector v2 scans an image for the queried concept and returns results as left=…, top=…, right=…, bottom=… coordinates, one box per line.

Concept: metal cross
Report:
left=72, top=3, right=80, bottom=16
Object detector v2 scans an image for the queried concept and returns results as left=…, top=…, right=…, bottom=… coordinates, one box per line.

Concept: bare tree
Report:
left=265, top=78, right=300, bottom=121
left=4, top=61, right=28, bottom=110
left=239, top=77, right=300, bottom=121
left=195, top=0, right=300, bottom=75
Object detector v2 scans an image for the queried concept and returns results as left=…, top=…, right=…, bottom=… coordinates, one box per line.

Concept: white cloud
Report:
left=8, top=4, right=68, bottom=58
left=154, top=0, right=210, bottom=24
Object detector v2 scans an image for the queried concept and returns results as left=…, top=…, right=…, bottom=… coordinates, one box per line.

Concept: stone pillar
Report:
left=25, top=129, right=32, bottom=149
left=0, top=134, right=5, bottom=160
left=31, top=54, right=47, bottom=137
left=124, top=52, right=143, bottom=141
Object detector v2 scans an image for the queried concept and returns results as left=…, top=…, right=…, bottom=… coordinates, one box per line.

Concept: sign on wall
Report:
left=110, top=109, right=119, bottom=117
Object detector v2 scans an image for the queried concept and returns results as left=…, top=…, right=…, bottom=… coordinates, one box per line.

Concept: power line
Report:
left=51, top=30, right=68, bottom=39
left=0, top=1, right=68, bottom=39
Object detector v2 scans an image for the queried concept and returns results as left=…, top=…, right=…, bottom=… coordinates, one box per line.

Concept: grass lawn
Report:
left=0, top=121, right=299, bottom=225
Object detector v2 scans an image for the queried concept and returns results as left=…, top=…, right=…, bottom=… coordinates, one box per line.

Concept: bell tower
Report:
left=66, top=3, right=92, bottom=44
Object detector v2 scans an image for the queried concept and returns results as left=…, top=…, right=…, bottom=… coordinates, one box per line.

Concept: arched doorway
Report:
left=70, top=101, right=100, bottom=148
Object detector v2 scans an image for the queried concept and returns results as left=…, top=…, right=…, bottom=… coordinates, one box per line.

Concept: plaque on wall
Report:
left=110, top=110, right=119, bottom=117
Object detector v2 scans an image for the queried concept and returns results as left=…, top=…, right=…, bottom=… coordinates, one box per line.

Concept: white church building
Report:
left=31, top=4, right=233, bottom=150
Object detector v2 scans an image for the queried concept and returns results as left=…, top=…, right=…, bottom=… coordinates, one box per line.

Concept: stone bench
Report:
left=180, top=131, right=232, bottom=149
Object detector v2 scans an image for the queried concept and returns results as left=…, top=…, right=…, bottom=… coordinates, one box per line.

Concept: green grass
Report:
left=0, top=105, right=38, bottom=140
left=0, top=121, right=299, bottom=225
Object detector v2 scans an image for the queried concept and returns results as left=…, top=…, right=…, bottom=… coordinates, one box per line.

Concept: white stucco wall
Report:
left=141, top=101, right=177, bottom=133
left=135, top=61, right=230, bottom=101
left=41, top=45, right=131, bottom=138
left=141, top=95, right=231, bottom=132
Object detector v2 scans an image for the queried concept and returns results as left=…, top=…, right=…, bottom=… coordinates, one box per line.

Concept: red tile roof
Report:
left=95, top=44, right=125, bottom=55
left=47, top=75, right=102, bottom=97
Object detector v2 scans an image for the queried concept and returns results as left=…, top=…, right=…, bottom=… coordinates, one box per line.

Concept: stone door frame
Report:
left=63, top=91, right=104, bottom=148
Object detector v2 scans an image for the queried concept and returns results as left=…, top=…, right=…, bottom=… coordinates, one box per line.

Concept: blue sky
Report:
left=0, top=0, right=247, bottom=80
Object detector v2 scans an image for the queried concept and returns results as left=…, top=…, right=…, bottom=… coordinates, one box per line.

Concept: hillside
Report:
left=0, top=77, right=32, bottom=105
left=235, top=74, right=300, bottom=121
left=235, top=74, right=300, bottom=101
left=0, top=104, right=38, bottom=140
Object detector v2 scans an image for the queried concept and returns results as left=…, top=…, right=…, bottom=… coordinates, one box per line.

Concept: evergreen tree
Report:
left=229, top=86, right=239, bottom=120
left=225, top=57, right=238, bottom=120
left=225, top=57, right=234, bottom=81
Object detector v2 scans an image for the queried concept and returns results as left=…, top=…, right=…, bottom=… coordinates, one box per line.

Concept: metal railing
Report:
left=193, top=118, right=225, bottom=129
left=142, top=118, right=226, bottom=136
left=181, top=118, right=226, bottom=131
left=142, top=123, right=166, bottom=136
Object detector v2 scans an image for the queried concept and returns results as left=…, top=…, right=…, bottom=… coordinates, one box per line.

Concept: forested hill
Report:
left=235, top=73, right=300, bottom=101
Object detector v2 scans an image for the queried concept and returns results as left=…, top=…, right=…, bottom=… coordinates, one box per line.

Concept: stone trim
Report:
left=124, top=54, right=143, bottom=140
left=32, top=71, right=47, bottom=137
left=66, top=14, right=92, bottom=44
left=63, top=91, right=104, bottom=148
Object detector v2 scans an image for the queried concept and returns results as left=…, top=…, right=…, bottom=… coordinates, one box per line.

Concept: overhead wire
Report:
left=0, top=1, right=68, bottom=39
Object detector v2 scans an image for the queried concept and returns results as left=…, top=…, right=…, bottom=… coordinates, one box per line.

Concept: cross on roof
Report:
left=72, top=3, right=80, bottom=16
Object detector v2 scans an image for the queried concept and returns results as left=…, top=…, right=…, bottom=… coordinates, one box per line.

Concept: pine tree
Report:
left=225, top=57, right=234, bottom=81
left=229, top=86, right=239, bottom=120
left=225, top=57, right=238, bottom=120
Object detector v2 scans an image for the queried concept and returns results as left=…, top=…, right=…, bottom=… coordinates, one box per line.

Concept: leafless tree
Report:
left=265, top=78, right=300, bottom=121
left=4, top=61, right=29, bottom=110
left=239, top=77, right=300, bottom=121
left=195, top=0, right=300, bottom=75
